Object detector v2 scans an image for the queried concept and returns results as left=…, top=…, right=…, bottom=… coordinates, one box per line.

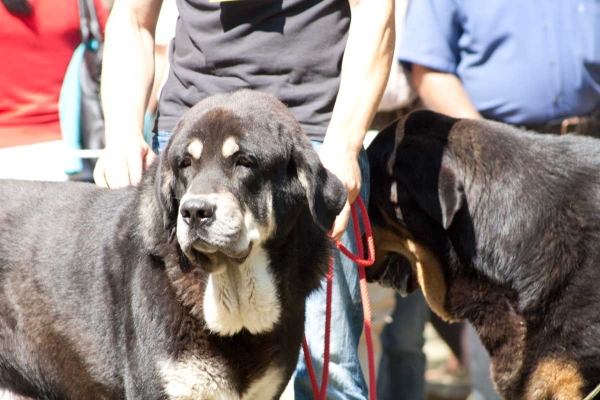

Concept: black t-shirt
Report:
left=157, top=0, right=350, bottom=141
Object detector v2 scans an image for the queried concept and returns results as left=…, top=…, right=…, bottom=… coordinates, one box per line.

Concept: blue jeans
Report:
left=377, top=291, right=429, bottom=400
left=153, top=131, right=170, bottom=153
left=294, top=140, right=370, bottom=400
left=155, top=133, right=370, bottom=399
left=468, top=324, right=502, bottom=400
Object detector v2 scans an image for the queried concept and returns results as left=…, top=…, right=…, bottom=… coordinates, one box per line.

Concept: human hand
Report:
left=318, top=139, right=362, bottom=241
left=93, top=137, right=157, bottom=188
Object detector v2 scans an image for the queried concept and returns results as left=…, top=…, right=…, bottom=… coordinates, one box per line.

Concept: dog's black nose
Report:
left=180, top=198, right=216, bottom=226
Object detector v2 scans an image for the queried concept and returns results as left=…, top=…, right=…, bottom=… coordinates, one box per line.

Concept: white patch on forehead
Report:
left=187, top=139, right=203, bottom=160
left=222, top=136, right=240, bottom=158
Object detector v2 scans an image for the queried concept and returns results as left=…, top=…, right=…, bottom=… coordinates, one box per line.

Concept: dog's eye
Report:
left=236, top=154, right=257, bottom=168
left=178, top=158, right=192, bottom=169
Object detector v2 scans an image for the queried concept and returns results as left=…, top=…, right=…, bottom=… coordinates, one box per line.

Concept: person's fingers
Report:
left=104, top=157, right=132, bottom=189
left=331, top=200, right=351, bottom=241
left=127, top=152, right=144, bottom=186
left=93, top=158, right=109, bottom=188
left=144, top=149, right=158, bottom=169
left=93, top=139, right=156, bottom=189
left=93, top=151, right=130, bottom=189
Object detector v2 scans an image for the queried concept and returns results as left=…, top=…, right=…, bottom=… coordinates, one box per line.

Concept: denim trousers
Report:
left=153, top=131, right=170, bottom=153
left=155, top=132, right=370, bottom=399
left=468, top=324, right=502, bottom=400
left=294, top=140, right=370, bottom=400
left=377, top=291, right=429, bottom=400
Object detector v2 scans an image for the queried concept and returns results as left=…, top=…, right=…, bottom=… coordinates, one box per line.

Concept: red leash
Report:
left=302, top=197, right=377, bottom=400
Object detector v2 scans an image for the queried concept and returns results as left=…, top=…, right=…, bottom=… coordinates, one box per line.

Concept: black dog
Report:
left=0, top=90, right=346, bottom=399
left=367, top=110, right=600, bottom=399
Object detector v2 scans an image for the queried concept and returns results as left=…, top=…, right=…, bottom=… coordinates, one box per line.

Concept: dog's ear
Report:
left=155, top=154, right=178, bottom=242
left=291, top=143, right=347, bottom=232
left=392, top=112, right=465, bottom=230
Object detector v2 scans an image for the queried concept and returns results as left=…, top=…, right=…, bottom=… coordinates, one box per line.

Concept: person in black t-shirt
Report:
left=95, top=0, right=394, bottom=398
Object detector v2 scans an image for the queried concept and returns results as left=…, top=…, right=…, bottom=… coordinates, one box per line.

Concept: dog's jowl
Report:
left=367, top=110, right=600, bottom=400
left=0, top=90, right=347, bottom=399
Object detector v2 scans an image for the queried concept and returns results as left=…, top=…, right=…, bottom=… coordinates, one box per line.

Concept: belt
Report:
left=525, top=111, right=600, bottom=136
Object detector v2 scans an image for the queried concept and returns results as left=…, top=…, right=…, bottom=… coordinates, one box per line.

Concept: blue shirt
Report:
left=399, top=0, right=600, bottom=125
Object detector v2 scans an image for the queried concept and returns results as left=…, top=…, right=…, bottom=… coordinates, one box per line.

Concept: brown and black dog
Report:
left=0, top=91, right=346, bottom=399
left=367, top=110, right=600, bottom=399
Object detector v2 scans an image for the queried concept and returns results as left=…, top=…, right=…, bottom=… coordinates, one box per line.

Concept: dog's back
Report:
left=0, top=180, right=145, bottom=399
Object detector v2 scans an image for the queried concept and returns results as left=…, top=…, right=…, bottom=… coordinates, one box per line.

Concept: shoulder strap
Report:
left=78, top=0, right=103, bottom=44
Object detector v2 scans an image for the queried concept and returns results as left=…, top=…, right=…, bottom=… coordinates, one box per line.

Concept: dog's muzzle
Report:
left=176, top=193, right=256, bottom=272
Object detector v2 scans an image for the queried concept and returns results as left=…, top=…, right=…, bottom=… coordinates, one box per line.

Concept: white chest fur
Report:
left=160, top=246, right=284, bottom=399
left=202, top=247, right=281, bottom=336
left=160, top=357, right=284, bottom=400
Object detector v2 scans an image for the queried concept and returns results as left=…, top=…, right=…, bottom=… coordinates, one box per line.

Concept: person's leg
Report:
left=467, top=324, right=502, bottom=400
left=294, top=141, right=370, bottom=400
left=376, top=291, right=429, bottom=400
left=429, top=315, right=466, bottom=366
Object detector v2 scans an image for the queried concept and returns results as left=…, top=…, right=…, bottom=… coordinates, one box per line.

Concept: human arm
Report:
left=148, top=0, right=178, bottom=114
left=93, top=0, right=163, bottom=188
left=395, top=0, right=481, bottom=121
left=411, top=64, right=481, bottom=119
left=320, top=0, right=395, bottom=240
left=147, top=43, right=168, bottom=115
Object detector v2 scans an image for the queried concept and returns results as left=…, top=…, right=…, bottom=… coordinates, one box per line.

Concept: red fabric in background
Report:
left=0, top=0, right=108, bottom=148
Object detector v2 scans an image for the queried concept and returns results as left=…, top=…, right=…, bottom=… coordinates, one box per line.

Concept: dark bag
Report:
left=59, top=0, right=104, bottom=182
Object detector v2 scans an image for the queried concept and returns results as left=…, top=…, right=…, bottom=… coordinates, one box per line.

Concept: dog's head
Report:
left=155, top=90, right=346, bottom=273
left=367, top=110, right=466, bottom=321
